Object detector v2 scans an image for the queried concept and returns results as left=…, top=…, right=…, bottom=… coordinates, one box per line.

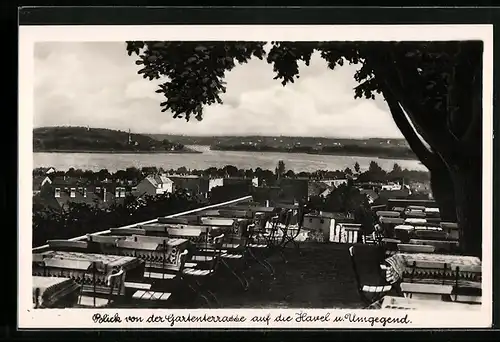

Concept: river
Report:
left=33, top=145, right=428, bottom=173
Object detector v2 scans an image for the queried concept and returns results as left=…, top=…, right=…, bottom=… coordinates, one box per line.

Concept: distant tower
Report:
left=128, top=129, right=132, bottom=145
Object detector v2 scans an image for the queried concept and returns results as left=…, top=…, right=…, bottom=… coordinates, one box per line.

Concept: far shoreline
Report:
left=210, top=147, right=419, bottom=161
left=34, top=149, right=203, bottom=154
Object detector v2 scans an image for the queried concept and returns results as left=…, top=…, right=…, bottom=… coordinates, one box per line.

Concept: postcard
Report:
left=19, top=23, right=493, bottom=329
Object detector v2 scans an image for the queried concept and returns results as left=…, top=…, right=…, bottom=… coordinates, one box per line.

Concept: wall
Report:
left=209, top=178, right=224, bottom=192
left=321, top=179, right=348, bottom=188
left=303, top=215, right=332, bottom=239
left=210, top=183, right=252, bottom=204
left=159, top=181, right=173, bottom=194
left=252, top=177, right=259, bottom=187
left=328, top=219, right=337, bottom=242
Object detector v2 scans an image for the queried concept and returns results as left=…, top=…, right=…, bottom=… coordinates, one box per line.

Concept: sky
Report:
left=34, top=42, right=404, bottom=138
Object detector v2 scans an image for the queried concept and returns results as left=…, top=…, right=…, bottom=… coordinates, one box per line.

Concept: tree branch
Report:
left=367, top=47, right=458, bottom=163
left=381, top=85, right=440, bottom=170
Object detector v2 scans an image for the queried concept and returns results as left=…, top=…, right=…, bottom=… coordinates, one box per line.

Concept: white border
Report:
left=19, top=24, right=494, bottom=329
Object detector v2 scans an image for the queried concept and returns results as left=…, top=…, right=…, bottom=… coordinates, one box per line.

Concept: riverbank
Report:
left=34, top=149, right=203, bottom=154
left=306, top=152, right=418, bottom=161
left=210, top=146, right=418, bottom=160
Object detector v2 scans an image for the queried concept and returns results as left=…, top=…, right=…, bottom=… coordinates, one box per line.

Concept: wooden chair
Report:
left=195, top=217, right=250, bottom=291
left=76, top=262, right=125, bottom=308
left=348, top=246, right=392, bottom=307
left=268, top=209, right=293, bottom=263
left=281, top=206, right=307, bottom=256
left=182, top=233, right=225, bottom=307
left=129, top=248, right=189, bottom=307
left=244, top=212, right=277, bottom=277
left=218, top=218, right=250, bottom=291
left=363, top=224, right=384, bottom=246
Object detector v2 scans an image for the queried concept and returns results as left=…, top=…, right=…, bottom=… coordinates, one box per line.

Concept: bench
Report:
left=76, top=295, right=111, bottom=308
left=131, top=290, right=172, bottom=301
left=400, top=282, right=454, bottom=300
left=124, top=281, right=152, bottom=290
left=397, top=243, right=435, bottom=253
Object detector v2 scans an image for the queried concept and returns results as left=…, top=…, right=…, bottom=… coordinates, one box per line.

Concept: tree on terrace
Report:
left=126, top=40, right=483, bottom=257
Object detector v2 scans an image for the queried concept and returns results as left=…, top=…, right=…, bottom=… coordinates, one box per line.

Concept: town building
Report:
left=302, top=211, right=355, bottom=242
left=135, top=174, right=174, bottom=197
left=208, top=178, right=224, bottom=192
left=320, top=178, right=348, bottom=188
left=359, top=189, right=379, bottom=204
left=167, top=175, right=210, bottom=197
left=277, top=178, right=309, bottom=204
left=32, top=175, right=52, bottom=196
left=307, top=181, right=330, bottom=199
left=36, top=176, right=130, bottom=210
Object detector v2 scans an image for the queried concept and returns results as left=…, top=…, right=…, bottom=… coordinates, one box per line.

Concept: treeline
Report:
left=33, top=126, right=185, bottom=152
left=314, top=144, right=416, bottom=159
left=34, top=160, right=430, bottom=186
left=211, top=143, right=417, bottom=159
left=33, top=190, right=202, bottom=247
left=355, top=161, right=430, bottom=183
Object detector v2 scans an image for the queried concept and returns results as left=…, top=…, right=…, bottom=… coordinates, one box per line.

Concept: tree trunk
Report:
left=448, top=159, right=482, bottom=258
left=429, top=162, right=458, bottom=222
left=380, top=85, right=458, bottom=223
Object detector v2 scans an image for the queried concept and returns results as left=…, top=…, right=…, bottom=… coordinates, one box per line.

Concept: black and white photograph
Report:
left=19, top=23, right=493, bottom=329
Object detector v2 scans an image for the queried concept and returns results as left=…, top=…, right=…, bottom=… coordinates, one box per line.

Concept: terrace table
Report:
left=227, top=205, right=277, bottom=213
left=33, top=276, right=80, bottom=308
left=375, top=295, right=481, bottom=311
left=440, top=222, right=460, bottom=240
left=199, top=216, right=250, bottom=240
left=397, top=243, right=436, bottom=254
left=376, top=211, right=401, bottom=218
left=140, top=223, right=210, bottom=242
left=115, top=237, right=190, bottom=267
left=157, top=215, right=200, bottom=225
left=32, top=251, right=144, bottom=298
left=405, top=218, right=428, bottom=225
left=409, top=239, right=460, bottom=254
left=201, top=209, right=253, bottom=219
left=381, top=238, right=401, bottom=256
left=384, top=253, right=481, bottom=287
left=413, top=229, right=451, bottom=240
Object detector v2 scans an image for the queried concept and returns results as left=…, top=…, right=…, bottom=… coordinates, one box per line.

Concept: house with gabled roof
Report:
left=33, top=176, right=52, bottom=196
left=36, top=176, right=130, bottom=210
left=135, top=174, right=174, bottom=197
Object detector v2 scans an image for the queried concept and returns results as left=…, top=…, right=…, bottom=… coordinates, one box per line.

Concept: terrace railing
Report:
left=32, top=195, right=253, bottom=253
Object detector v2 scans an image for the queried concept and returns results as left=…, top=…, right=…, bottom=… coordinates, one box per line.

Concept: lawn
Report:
left=201, top=242, right=386, bottom=309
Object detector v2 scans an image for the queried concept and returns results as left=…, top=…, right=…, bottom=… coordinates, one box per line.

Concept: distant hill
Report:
left=33, top=126, right=194, bottom=153
left=146, top=134, right=410, bottom=149
left=145, top=134, right=416, bottom=159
